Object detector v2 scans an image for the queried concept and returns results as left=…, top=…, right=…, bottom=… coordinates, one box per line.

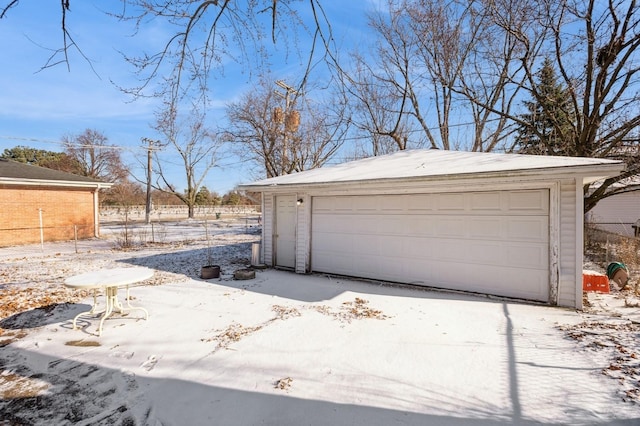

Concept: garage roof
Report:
left=240, top=149, right=624, bottom=189
left=0, top=158, right=112, bottom=189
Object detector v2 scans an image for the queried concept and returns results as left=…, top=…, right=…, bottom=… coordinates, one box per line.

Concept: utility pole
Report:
left=141, top=138, right=158, bottom=224
left=274, top=80, right=299, bottom=175
left=275, top=80, right=296, bottom=111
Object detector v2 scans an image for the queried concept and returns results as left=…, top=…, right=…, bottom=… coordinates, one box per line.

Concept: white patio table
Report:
left=64, top=266, right=154, bottom=336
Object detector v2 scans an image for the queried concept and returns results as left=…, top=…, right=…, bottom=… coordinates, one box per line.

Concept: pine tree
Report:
left=514, top=58, right=576, bottom=156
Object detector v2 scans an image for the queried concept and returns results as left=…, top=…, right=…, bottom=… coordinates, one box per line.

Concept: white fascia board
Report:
left=0, top=177, right=114, bottom=189
left=239, top=163, right=625, bottom=194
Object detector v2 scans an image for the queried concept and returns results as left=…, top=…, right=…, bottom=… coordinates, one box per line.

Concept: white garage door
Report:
left=311, top=190, right=549, bottom=302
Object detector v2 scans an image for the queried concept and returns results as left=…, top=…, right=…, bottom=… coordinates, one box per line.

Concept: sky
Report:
left=0, top=1, right=374, bottom=195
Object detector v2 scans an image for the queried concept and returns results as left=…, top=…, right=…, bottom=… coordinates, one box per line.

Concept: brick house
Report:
left=0, top=158, right=112, bottom=247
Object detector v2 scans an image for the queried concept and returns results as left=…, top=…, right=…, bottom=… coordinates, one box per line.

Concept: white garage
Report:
left=240, top=150, right=624, bottom=309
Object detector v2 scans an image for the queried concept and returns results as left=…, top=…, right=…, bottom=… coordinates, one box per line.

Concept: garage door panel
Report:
left=437, top=193, right=467, bottom=210
left=507, top=190, right=548, bottom=212
left=312, top=190, right=550, bottom=302
left=402, top=236, right=436, bottom=257
left=465, top=241, right=504, bottom=264
left=343, top=255, right=549, bottom=301
left=506, top=217, right=548, bottom=241
left=319, top=253, right=353, bottom=274
left=354, top=216, right=381, bottom=233
left=379, top=195, right=406, bottom=211
left=436, top=218, right=468, bottom=237
left=407, top=194, right=434, bottom=211
left=468, top=218, right=503, bottom=239
left=405, top=217, right=436, bottom=236
left=376, top=216, right=406, bottom=234
left=436, top=240, right=467, bottom=261
left=471, top=192, right=502, bottom=210
left=314, top=232, right=352, bottom=253
left=457, top=263, right=547, bottom=300
left=506, top=244, right=548, bottom=269
left=332, top=198, right=355, bottom=211
left=354, top=234, right=380, bottom=255
left=312, top=196, right=335, bottom=212
left=379, top=235, right=403, bottom=256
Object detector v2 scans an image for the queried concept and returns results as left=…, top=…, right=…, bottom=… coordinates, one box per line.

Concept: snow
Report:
left=240, top=150, right=624, bottom=188
left=1, top=217, right=639, bottom=425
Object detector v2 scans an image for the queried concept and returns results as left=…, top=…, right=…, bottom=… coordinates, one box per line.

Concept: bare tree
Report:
left=0, top=0, right=98, bottom=73
left=62, top=129, right=129, bottom=182
left=61, top=129, right=135, bottom=206
left=225, top=76, right=349, bottom=178
left=342, top=50, right=416, bottom=158
left=484, top=0, right=640, bottom=212
left=153, top=103, right=220, bottom=218
left=104, top=180, right=146, bottom=206
left=344, top=0, right=526, bottom=153
left=348, top=0, right=640, bottom=212
left=1, top=1, right=338, bottom=109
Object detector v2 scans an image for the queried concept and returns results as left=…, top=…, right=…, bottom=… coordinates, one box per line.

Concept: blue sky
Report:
left=0, top=1, right=374, bottom=194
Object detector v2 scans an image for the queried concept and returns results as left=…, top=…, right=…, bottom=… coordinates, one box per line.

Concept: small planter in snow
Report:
left=201, top=265, right=220, bottom=279
left=233, top=268, right=255, bottom=280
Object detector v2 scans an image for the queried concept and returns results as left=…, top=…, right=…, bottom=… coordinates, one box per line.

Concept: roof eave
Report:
left=238, top=163, right=626, bottom=193
left=0, top=177, right=114, bottom=189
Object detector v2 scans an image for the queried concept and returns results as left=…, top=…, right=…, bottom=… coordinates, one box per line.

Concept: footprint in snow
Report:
left=141, top=355, right=160, bottom=371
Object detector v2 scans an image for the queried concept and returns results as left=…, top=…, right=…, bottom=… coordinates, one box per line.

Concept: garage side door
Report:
left=311, top=190, right=549, bottom=302
left=275, top=195, right=297, bottom=269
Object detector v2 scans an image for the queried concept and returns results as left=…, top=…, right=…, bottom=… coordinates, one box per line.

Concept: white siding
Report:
left=557, top=179, right=580, bottom=309
left=296, top=194, right=310, bottom=273
left=588, top=192, right=640, bottom=236
left=263, top=194, right=274, bottom=266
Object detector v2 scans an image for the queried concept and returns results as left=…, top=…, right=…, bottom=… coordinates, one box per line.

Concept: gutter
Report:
left=238, top=163, right=625, bottom=193
left=0, top=177, right=113, bottom=189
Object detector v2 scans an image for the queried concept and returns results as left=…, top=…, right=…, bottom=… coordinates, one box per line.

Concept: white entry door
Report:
left=275, top=195, right=297, bottom=269
left=311, top=190, right=550, bottom=302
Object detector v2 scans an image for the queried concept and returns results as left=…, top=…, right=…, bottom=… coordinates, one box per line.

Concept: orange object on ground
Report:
left=582, top=270, right=610, bottom=293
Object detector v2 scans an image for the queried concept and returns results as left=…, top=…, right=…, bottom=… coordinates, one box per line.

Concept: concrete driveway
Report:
left=2, top=268, right=639, bottom=425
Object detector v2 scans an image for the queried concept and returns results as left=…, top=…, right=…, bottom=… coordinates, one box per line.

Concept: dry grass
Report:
left=560, top=320, right=640, bottom=404
left=616, top=238, right=640, bottom=270
left=203, top=322, right=264, bottom=351
left=274, top=377, right=293, bottom=390
left=585, top=225, right=640, bottom=295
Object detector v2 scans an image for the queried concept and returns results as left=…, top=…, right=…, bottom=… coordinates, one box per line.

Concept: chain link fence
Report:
left=585, top=222, right=639, bottom=285
left=0, top=209, right=262, bottom=258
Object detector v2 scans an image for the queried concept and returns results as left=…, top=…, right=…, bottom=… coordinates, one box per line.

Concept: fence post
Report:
left=74, top=225, right=78, bottom=253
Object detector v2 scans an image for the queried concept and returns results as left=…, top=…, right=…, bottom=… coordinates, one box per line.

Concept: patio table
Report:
left=64, top=266, right=154, bottom=336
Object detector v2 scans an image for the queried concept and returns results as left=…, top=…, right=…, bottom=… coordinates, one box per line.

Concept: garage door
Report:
left=311, top=190, right=549, bottom=302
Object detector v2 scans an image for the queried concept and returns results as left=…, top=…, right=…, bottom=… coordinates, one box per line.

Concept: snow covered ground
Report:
left=1, top=218, right=639, bottom=425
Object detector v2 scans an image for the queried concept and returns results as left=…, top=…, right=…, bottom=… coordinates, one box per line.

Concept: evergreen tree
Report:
left=514, top=58, right=576, bottom=156
left=195, top=186, right=214, bottom=205
left=1, top=146, right=76, bottom=169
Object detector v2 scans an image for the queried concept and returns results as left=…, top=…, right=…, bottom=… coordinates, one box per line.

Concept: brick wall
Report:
left=0, top=185, right=97, bottom=247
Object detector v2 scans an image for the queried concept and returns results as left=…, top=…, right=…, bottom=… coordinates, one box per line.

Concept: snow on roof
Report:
left=241, top=149, right=624, bottom=188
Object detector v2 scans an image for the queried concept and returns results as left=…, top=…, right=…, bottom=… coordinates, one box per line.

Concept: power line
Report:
left=0, top=135, right=150, bottom=152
